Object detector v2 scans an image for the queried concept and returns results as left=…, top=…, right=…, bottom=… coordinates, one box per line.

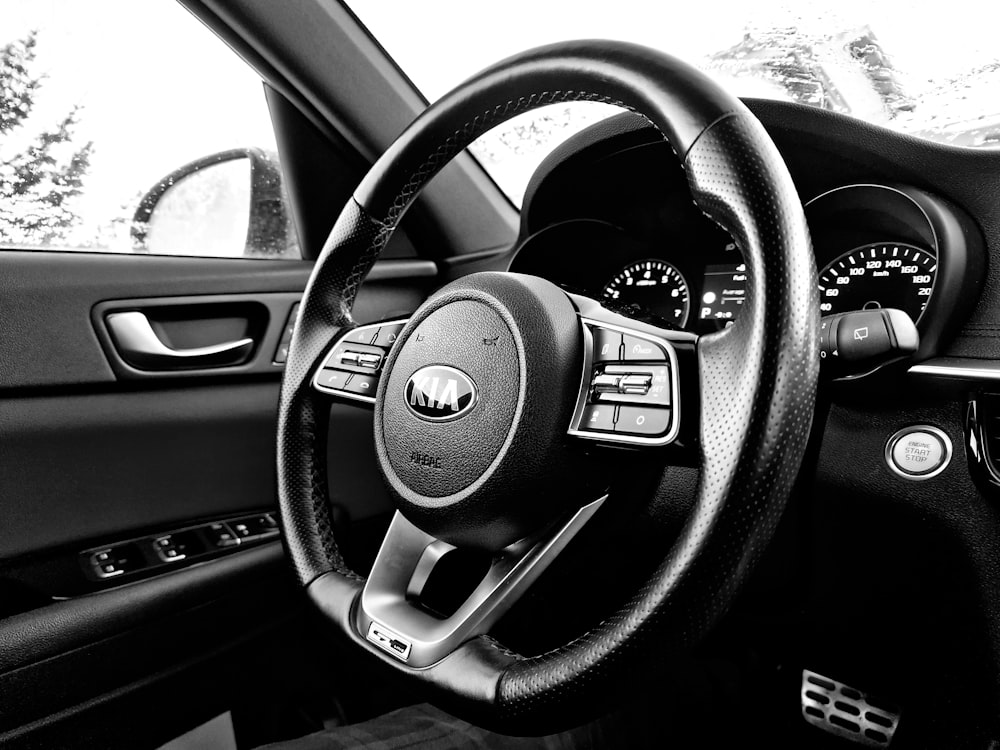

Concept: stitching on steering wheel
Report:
left=381, top=91, right=642, bottom=226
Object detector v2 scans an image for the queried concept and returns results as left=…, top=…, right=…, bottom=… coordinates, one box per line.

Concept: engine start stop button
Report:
left=885, top=426, right=952, bottom=480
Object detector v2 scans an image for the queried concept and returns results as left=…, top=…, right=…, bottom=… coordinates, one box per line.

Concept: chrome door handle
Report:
left=106, top=311, right=254, bottom=370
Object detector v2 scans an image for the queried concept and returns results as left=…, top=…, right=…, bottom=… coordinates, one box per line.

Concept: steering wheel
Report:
left=277, top=40, right=818, bottom=734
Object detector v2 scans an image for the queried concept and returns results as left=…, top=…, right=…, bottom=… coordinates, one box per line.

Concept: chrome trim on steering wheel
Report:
left=356, top=495, right=606, bottom=668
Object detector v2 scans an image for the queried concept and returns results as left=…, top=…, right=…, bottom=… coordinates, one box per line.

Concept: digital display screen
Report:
left=699, top=263, right=747, bottom=323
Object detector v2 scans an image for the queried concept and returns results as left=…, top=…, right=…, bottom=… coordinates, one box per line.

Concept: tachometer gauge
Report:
left=817, top=242, right=936, bottom=323
left=603, top=259, right=690, bottom=327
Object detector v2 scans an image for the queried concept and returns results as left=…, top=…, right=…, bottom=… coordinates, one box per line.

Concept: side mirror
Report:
left=131, top=147, right=296, bottom=258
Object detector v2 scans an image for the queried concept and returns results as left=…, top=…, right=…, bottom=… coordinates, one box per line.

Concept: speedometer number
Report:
left=817, top=243, right=936, bottom=322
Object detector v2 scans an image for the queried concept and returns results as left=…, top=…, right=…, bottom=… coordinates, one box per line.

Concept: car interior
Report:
left=3, top=2, right=1000, bottom=749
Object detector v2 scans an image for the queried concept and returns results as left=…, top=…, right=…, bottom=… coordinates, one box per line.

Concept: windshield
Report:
left=349, top=1, right=1000, bottom=205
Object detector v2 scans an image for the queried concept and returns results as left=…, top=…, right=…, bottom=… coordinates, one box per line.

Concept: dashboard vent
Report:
left=971, top=395, right=1000, bottom=485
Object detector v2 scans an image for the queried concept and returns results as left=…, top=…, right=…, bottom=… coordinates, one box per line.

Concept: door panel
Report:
left=0, top=248, right=436, bottom=745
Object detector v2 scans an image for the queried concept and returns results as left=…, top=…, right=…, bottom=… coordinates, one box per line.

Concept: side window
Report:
left=0, top=2, right=299, bottom=258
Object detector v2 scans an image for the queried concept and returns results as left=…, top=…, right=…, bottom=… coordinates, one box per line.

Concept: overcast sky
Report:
left=2, top=0, right=276, bottom=239
left=2, top=0, right=998, bottom=242
left=351, top=0, right=999, bottom=100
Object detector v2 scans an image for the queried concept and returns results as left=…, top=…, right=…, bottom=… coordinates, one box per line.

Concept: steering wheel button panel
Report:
left=622, top=334, right=668, bottom=361
left=581, top=404, right=616, bottom=432
left=569, top=320, right=680, bottom=445
left=316, top=369, right=351, bottom=391
left=346, top=327, right=379, bottom=345
left=616, top=405, right=671, bottom=436
left=592, top=328, right=623, bottom=361
left=313, top=319, right=409, bottom=403
left=885, top=426, right=952, bottom=480
left=345, top=373, right=378, bottom=396
left=373, top=322, right=406, bottom=348
left=597, top=364, right=671, bottom=406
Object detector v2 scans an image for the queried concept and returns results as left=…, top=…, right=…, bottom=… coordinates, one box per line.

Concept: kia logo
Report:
left=404, top=365, right=478, bottom=422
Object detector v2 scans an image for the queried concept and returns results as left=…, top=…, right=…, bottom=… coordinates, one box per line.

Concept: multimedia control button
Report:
left=345, top=373, right=378, bottom=397
left=356, top=352, right=383, bottom=369
left=591, top=328, right=622, bottom=362
left=616, top=406, right=670, bottom=436
left=317, top=370, right=351, bottom=390
left=621, top=335, right=667, bottom=361
left=592, top=373, right=622, bottom=393
left=373, top=322, right=406, bottom=348
left=581, top=404, right=616, bottom=432
left=346, top=327, right=378, bottom=345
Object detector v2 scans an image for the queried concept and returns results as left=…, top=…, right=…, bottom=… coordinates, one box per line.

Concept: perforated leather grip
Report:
left=276, top=40, right=818, bottom=734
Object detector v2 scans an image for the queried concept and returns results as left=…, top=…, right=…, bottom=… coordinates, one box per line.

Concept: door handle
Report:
left=106, top=311, right=254, bottom=370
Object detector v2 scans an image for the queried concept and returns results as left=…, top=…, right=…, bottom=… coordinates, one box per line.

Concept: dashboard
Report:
left=508, top=114, right=983, bottom=358
left=497, top=100, right=1000, bottom=746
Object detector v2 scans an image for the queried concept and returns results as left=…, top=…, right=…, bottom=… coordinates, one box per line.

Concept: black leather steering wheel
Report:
left=276, top=40, right=818, bottom=735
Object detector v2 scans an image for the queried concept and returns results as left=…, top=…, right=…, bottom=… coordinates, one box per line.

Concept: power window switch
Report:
left=243, top=513, right=280, bottom=539
left=154, top=535, right=186, bottom=563
left=205, top=522, right=240, bottom=548
left=91, top=549, right=124, bottom=578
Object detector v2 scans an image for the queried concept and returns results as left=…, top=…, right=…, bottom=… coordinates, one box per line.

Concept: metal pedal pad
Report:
left=801, top=670, right=901, bottom=747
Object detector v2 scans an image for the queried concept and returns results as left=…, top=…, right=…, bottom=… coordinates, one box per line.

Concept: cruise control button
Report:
left=373, top=322, right=405, bottom=348
left=317, top=370, right=351, bottom=390
left=591, top=328, right=622, bottom=361
left=622, top=335, right=667, bottom=361
left=581, top=405, right=615, bottom=432
left=619, top=374, right=652, bottom=395
left=345, top=373, right=378, bottom=397
left=646, top=366, right=671, bottom=406
left=616, top=406, right=670, bottom=436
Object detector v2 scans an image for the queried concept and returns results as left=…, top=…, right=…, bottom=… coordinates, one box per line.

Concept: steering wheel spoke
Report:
left=356, top=495, right=606, bottom=668
left=311, top=318, right=409, bottom=404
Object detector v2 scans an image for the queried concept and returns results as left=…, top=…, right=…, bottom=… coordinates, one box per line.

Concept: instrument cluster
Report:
left=511, top=184, right=968, bottom=344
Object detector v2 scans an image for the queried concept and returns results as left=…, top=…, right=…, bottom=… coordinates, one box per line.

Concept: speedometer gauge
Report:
left=603, top=260, right=690, bottom=327
left=817, top=242, right=936, bottom=323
